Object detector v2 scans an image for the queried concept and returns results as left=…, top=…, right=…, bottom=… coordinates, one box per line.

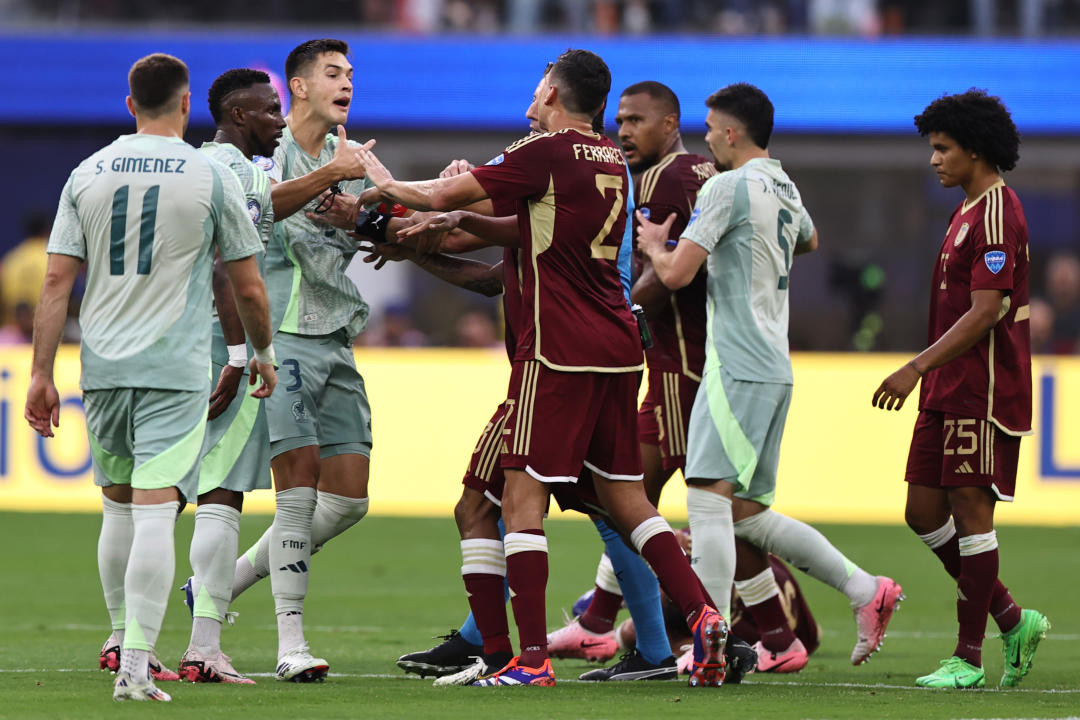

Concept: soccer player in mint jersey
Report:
left=873, top=89, right=1048, bottom=689
left=639, top=83, right=902, bottom=674
left=167, top=68, right=287, bottom=686
left=216, top=39, right=379, bottom=683
left=25, top=53, right=276, bottom=702
left=354, top=49, right=727, bottom=688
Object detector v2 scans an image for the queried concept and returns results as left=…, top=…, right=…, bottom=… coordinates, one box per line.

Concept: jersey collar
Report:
left=961, top=178, right=1006, bottom=215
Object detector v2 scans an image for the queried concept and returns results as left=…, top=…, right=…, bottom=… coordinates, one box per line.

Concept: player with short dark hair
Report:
left=212, top=38, right=379, bottom=683
left=639, top=82, right=902, bottom=675
left=171, top=67, right=286, bottom=686
left=354, top=48, right=727, bottom=689
left=873, top=89, right=1048, bottom=689
left=27, top=52, right=276, bottom=702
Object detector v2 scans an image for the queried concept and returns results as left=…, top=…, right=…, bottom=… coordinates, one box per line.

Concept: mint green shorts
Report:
left=83, top=386, right=209, bottom=503
left=265, top=330, right=373, bottom=459
left=684, top=366, right=792, bottom=506
left=197, top=360, right=272, bottom=496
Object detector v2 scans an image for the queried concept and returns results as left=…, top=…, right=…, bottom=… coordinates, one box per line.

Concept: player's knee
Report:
left=733, top=508, right=778, bottom=551
left=455, top=491, right=499, bottom=537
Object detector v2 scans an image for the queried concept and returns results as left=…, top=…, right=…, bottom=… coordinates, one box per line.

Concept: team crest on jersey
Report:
left=247, top=199, right=262, bottom=225
left=687, top=207, right=701, bottom=226
left=486, top=153, right=505, bottom=166
left=954, top=222, right=970, bottom=247
left=292, top=400, right=308, bottom=422
left=253, top=155, right=274, bottom=172
left=984, top=250, right=1007, bottom=274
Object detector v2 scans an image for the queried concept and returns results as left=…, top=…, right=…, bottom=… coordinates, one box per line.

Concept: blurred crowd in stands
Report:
left=7, top=0, right=1080, bottom=36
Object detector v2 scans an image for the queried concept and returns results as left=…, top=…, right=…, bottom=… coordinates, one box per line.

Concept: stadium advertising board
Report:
left=0, top=348, right=1077, bottom=524
left=1, top=32, right=1080, bottom=133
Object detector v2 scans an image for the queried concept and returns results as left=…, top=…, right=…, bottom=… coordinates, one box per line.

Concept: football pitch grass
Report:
left=2, top=512, right=1078, bottom=719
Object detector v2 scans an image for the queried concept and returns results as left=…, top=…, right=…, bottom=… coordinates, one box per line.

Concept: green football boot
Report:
left=915, top=656, right=986, bottom=688
left=1000, top=608, right=1051, bottom=688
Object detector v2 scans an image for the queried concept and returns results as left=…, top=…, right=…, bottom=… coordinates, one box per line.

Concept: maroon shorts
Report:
left=461, top=401, right=512, bottom=506
left=638, top=369, right=698, bottom=472
left=905, top=410, right=1022, bottom=501
left=500, top=360, right=643, bottom=483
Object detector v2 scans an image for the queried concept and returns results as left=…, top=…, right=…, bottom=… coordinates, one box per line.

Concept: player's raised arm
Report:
left=270, top=125, right=374, bottom=220
left=357, top=145, right=488, bottom=212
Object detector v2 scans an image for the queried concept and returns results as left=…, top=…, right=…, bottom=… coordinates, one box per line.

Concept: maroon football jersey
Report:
left=500, top=247, right=522, bottom=359
left=919, top=180, right=1032, bottom=434
left=633, top=152, right=716, bottom=379
left=472, top=129, right=643, bottom=372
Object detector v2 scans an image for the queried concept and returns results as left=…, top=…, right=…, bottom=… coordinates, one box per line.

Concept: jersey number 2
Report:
left=109, top=184, right=159, bottom=276
left=590, top=174, right=624, bottom=261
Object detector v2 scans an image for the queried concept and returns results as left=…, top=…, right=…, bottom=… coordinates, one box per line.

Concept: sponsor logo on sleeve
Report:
left=639, top=207, right=651, bottom=220
left=247, top=199, right=262, bottom=225
left=486, top=154, right=505, bottom=166
left=954, top=222, right=970, bottom=247
left=687, top=207, right=702, bottom=226
left=985, top=250, right=1007, bottom=274
left=253, top=156, right=274, bottom=172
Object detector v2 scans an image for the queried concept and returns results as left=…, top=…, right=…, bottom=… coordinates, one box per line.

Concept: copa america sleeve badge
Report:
left=984, top=250, right=1007, bottom=274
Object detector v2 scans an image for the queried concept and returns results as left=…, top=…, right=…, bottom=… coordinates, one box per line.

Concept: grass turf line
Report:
left=1, top=512, right=1077, bottom=719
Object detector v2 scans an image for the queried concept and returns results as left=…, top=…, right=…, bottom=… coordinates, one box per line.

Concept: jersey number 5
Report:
left=590, top=174, right=624, bottom=261
left=109, top=184, right=159, bottom=276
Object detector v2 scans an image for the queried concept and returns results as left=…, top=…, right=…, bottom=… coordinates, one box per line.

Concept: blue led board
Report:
left=2, top=31, right=1078, bottom=132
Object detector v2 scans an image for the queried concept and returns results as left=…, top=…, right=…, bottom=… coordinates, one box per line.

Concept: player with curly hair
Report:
left=873, top=89, right=1049, bottom=689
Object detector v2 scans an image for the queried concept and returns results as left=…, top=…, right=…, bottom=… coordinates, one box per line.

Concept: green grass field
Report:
left=2, top=512, right=1077, bottom=719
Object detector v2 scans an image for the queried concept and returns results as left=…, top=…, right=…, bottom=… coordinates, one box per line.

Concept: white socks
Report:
left=233, top=491, right=368, bottom=600
left=188, top=504, right=241, bottom=655
left=269, top=487, right=316, bottom=657
left=733, top=509, right=878, bottom=608
left=686, top=487, right=735, bottom=618
left=123, top=501, right=179, bottom=680
left=595, top=553, right=622, bottom=596
left=99, top=496, right=133, bottom=632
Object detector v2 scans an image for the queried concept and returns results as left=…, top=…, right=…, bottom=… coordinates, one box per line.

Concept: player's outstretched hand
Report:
left=439, top=159, right=474, bottom=178
left=306, top=190, right=361, bottom=230
left=208, top=364, right=244, bottom=420
left=872, top=363, right=921, bottom=411
left=396, top=211, right=459, bottom=255
left=356, top=241, right=410, bottom=270
left=25, top=374, right=60, bottom=437
left=635, top=210, right=677, bottom=257
left=355, top=145, right=394, bottom=190
left=248, top=358, right=277, bottom=399
left=330, top=125, right=375, bottom=181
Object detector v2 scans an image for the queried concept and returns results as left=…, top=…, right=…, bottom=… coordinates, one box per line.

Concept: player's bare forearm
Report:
left=224, top=255, right=273, bottom=351
left=380, top=173, right=488, bottom=213
left=644, top=241, right=705, bottom=291
left=455, top=212, right=520, bottom=248
left=271, top=165, right=346, bottom=220
left=30, top=254, right=81, bottom=378
left=910, top=289, right=1006, bottom=375
left=412, top=253, right=504, bottom=297
left=212, top=253, right=245, bottom=346
left=873, top=289, right=1004, bottom=411
left=631, top=259, right=673, bottom=317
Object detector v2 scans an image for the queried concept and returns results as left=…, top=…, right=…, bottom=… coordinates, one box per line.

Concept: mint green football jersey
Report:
left=681, top=157, right=814, bottom=385
left=257, top=125, right=372, bottom=340
left=47, top=133, right=264, bottom=392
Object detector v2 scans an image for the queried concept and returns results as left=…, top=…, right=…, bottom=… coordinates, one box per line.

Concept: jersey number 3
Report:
left=109, top=184, right=159, bottom=276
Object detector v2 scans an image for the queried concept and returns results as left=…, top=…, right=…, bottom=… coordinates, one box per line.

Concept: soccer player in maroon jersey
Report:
left=352, top=49, right=726, bottom=688
left=873, top=89, right=1049, bottom=689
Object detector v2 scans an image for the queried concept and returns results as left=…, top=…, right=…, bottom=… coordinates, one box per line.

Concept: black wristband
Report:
left=354, top=209, right=391, bottom=243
